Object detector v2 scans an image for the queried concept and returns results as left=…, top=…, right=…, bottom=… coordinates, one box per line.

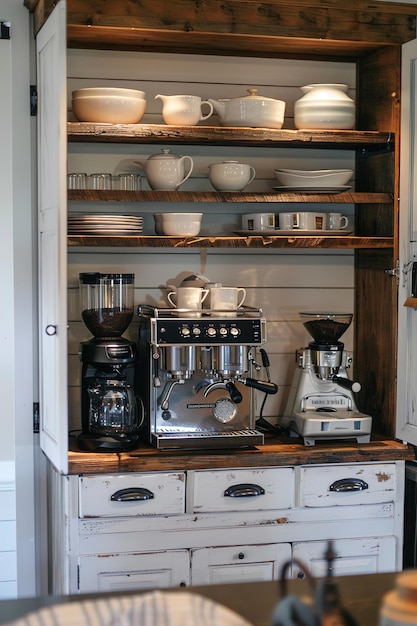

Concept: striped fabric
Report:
left=4, top=591, right=255, bottom=626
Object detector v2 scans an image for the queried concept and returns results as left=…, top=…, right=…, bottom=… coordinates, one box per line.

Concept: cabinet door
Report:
left=36, top=0, right=69, bottom=473
left=191, top=543, right=291, bottom=585
left=292, top=537, right=396, bottom=578
left=397, top=37, right=417, bottom=447
left=78, top=550, right=190, bottom=593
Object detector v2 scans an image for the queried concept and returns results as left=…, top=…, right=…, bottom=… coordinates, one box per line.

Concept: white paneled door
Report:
left=37, top=0, right=69, bottom=474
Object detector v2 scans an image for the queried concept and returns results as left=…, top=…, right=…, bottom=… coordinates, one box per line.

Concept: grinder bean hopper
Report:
left=279, top=312, right=372, bottom=446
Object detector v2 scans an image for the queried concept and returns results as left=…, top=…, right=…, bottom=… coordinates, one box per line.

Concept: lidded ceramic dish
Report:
left=208, top=88, right=286, bottom=128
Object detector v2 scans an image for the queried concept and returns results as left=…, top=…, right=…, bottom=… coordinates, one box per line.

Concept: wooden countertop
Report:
left=0, top=572, right=400, bottom=626
left=68, top=434, right=415, bottom=474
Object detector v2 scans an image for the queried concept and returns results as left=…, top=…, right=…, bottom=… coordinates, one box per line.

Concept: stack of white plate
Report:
left=68, top=214, right=143, bottom=236
left=273, top=168, right=353, bottom=193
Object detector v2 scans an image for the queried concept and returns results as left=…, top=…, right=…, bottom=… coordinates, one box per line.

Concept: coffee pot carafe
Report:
left=87, top=379, right=136, bottom=436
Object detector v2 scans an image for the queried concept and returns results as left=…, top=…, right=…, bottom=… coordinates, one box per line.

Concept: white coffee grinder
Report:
left=280, top=312, right=372, bottom=446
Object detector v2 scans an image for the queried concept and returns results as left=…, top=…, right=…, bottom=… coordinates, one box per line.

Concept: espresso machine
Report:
left=136, top=304, right=277, bottom=449
left=77, top=273, right=139, bottom=452
left=280, top=312, right=372, bottom=446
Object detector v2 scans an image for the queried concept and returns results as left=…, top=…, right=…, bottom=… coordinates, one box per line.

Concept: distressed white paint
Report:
left=48, top=461, right=405, bottom=594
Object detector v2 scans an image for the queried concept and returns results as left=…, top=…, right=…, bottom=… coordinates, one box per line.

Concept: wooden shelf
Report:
left=68, top=189, right=392, bottom=203
left=67, top=123, right=394, bottom=150
left=67, top=234, right=393, bottom=250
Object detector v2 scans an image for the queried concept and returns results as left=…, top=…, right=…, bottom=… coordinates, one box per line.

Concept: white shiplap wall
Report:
left=67, top=49, right=355, bottom=431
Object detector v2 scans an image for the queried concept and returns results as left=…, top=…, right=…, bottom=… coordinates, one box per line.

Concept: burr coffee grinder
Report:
left=280, top=312, right=372, bottom=446
left=77, top=273, right=139, bottom=452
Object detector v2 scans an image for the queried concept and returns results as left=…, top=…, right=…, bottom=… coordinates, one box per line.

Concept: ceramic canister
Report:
left=294, top=83, right=355, bottom=130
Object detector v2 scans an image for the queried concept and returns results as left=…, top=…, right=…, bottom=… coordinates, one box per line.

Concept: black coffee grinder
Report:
left=77, top=273, right=139, bottom=452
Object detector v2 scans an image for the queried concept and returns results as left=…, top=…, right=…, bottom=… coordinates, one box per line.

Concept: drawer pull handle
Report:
left=110, top=488, right=155, bottom=502
left=329, top=478, right=368, bottom=492
left=224, top=483, right=265, bottom=498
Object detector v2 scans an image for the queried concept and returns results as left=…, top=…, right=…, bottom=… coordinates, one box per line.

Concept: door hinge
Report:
left=30, top=85, right=37, bottom=116
left=385, top=259, right=400, bottom=284
left=0, top=22, right=11, bottom=39
left=33, top=402, right=39, bottom=433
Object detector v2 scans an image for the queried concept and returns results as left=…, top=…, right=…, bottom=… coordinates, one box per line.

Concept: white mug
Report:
left=278, top=212, right=326, bottom=230
left=167, top=286, right=209, bottom=317
left=210, top=286, right=246, bottom=317
left=209, top=161, right=256, bottom=191
left=242, top=213, right=276, bottom=231
left=327, top=212, right=349, bottom=230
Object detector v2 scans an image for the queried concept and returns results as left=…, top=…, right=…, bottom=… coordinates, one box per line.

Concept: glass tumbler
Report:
left=118, top=173, right=142, bottom=190
left=68, top=173, right=87, bottom=189
left=89, top=173, right=112, bottom=190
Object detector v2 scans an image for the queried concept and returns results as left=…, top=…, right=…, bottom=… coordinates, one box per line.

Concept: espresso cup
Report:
left=208, top=161, right=256, bottom=192
left=242, top=213, right=276, bottom=231
left=167, top=286, right=209, bottom=317
left=278, top=212, right=326, bottom=230
left=210, top=286, right=246, bottom=317
left=327, top=212, right=349, bottom=230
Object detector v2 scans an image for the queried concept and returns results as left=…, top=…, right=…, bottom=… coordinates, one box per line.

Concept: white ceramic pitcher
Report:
left=155, top=94, right=214, bottom=126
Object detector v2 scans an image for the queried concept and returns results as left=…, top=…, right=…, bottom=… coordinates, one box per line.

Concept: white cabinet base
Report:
left=48, top=461, right=405, bottom=595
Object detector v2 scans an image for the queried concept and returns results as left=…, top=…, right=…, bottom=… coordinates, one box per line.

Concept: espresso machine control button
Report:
left=207, top=327, right=217, bottom=337
left=230, top=327, right=240, bottom=337
left=180, top=326, right=191, bottom=337
left=192, top=327, right=201, bottom=336
left=219, top=327, right=228, bottom=336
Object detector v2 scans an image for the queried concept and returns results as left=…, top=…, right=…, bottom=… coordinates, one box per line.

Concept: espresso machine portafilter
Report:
left=136, top=305, right=277, bottom=450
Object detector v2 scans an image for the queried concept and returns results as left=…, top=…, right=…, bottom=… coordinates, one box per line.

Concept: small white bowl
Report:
left=274, top=169, right=353, bottom=187
left=72, top=89, right=146, bottom=124
left=160, top=213, right=203, bottom=237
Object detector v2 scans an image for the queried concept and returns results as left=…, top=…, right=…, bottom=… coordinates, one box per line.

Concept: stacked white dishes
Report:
left=72, top=87, right=146, bottom=124
left=68, top=214, right=143, bottom=236
left=273, top=168, right=353, bottom=192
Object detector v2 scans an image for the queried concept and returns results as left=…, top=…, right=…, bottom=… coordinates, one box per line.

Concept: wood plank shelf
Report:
left=67, top=234, right=393, bottom=250
left=67, top=123, right=394, bottom=149
left=67, top=435, right=414, bottom=475
left=68, top=190, right=392, bottom=203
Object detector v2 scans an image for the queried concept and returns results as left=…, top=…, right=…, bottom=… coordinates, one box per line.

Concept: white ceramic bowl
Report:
left=73, top=87, right=145, bottom=99
left=153, top=213, right=164, bottom=235
left=274, top=169, right=353, bottom=187
left=72, top=88, right=146, bottom=124
left=160, top=213, right=203, bottom=237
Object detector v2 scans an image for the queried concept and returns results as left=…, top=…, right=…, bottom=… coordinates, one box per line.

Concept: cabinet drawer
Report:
left=299, top=463, right=397, bottom=507
left=188, top=467, right=294, bottom=513
left=78, top=473, right=185, bottom=518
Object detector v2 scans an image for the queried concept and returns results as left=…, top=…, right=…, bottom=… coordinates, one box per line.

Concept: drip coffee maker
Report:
left=78, top=273, right=138, bottom=452
left=280, top=312, right=372, bottom=446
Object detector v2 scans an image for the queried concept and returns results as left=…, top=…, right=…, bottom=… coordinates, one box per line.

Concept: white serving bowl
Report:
left=160, top=213, right=203, bottom=237
left=274, top=168, right=353, bottom=187
left=73, top=87, right=145, bottom=99
left=72, top=88, right=146, bottom=124
left=153, top=213, right=164, bottom=235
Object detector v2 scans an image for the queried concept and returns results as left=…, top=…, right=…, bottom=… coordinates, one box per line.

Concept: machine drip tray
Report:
left=151, top=429, right=264, bottom=450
